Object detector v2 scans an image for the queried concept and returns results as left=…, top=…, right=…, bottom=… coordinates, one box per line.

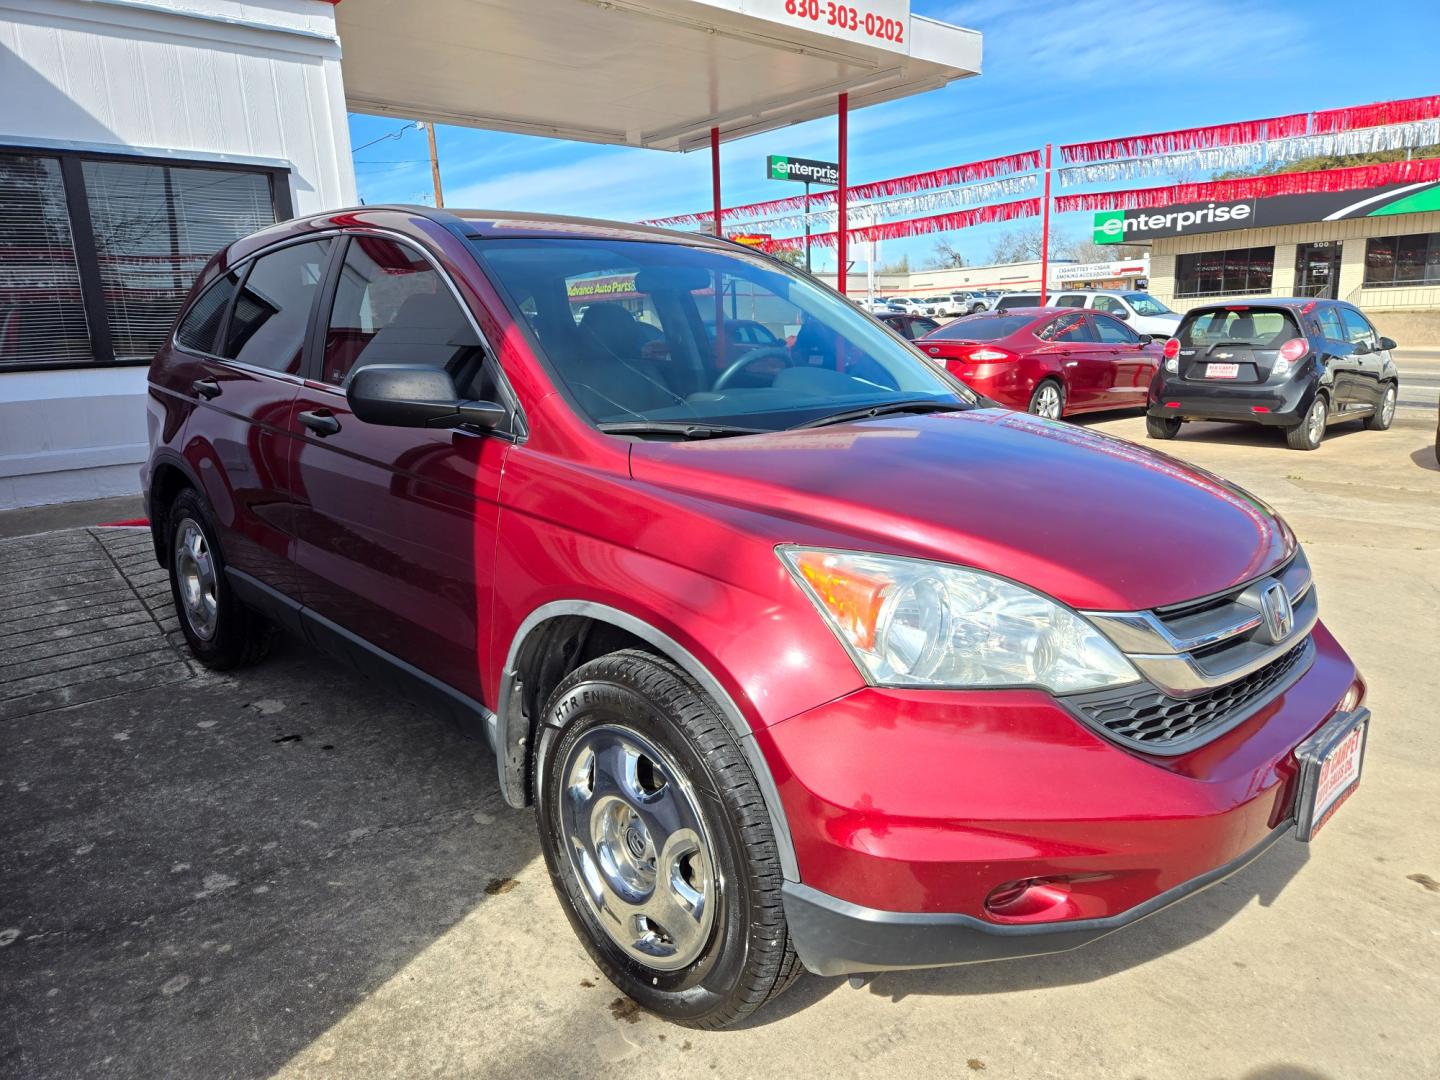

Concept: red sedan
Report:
left=920, top=308, right=1163, bottom=419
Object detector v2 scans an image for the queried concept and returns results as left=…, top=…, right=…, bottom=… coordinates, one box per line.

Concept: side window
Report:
left=1315, top=307, right=1345, bottom=341
left=322, top=236, right=479, bottom=386
left=1093, top=295, right=1126, bottom=315
left=1337, top=306, right=1376, bottom=346
left=911, top=317, right=940, bottom=337
left=1057, top=293, right=1087, bottom=308
left=223, top=238, right=334, bottom=373
left=176, top=272, right=239, bottom=354
left=1092, top=313, right=1140, bottom=344
left=1037, top=312, right=1094, bottom=342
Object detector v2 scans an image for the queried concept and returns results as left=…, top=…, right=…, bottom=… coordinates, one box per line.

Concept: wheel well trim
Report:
left=496, top=599, right=800, bottom=882
left=144, top=450, right=204, bottom=565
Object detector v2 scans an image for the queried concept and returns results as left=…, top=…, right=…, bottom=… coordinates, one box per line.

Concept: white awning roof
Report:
left=334, top=0, right=981, bottom=151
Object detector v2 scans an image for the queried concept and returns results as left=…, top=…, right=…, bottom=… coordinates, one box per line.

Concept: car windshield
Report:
left=931, top=314, right=1034, bottom=341
left=471, top=238, right=969, bottom=433
left=1124, top=293, right=1173, bottom=316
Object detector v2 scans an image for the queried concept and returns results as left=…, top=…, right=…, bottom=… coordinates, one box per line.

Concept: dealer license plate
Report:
left=1206, top=362, right=1240, bottom=379
left=1294, top=709, right=1369, bottom=841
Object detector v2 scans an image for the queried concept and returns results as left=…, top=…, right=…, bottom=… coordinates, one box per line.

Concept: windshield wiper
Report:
left=792, top=399, right=968, bottom=430
left=597, top=420, right=770, bottom=440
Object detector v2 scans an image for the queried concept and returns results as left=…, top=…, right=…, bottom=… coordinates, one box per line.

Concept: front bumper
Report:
left=760, top=622, right=1362, bottom=976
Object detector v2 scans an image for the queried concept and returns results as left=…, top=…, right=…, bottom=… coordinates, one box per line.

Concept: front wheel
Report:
left=535, top=650, right=800, bottom=1028
left=1364, top=383, right=1397, bottom=430
left=1146, top=414, right=1182, bottom=440
left=1028, top=379, right=1065, bottom=420
left=1286, top=395, right=1327, bottom=450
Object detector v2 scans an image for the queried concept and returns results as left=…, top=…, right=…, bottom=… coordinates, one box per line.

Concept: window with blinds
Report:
left=0, top=155, right=93, bottom=369
left=82, top=162, right=276, bottom=362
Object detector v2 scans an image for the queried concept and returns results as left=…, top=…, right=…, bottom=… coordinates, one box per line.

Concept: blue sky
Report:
left=347, top=0, right=1440, bottom=269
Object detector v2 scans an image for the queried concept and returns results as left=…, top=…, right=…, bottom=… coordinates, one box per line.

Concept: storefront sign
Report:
left=1055, top=259, right=1150, bottom=282
left=767, top=154, right=839, bottom=185
left=747, top=0, right=911, bottom=55
left=1093, top=180, right=1440, bottom=243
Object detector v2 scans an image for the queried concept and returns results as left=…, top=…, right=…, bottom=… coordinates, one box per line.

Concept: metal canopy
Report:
left=334, top=0, right=981, bottom=151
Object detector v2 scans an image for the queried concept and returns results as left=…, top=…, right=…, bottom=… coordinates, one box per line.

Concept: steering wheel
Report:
left=712, top=346, right=794, bottom=391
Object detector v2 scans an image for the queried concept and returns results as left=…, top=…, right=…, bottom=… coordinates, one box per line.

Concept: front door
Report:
left=1036, top=311, right=1106, bottom=410
left=288, top=233, right=513, bottom=705
left=1295, top=242, right=1342, bottom=300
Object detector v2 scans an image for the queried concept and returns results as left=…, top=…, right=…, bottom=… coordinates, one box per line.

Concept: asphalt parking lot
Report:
left=2, top=359, right=1437, bottom=1080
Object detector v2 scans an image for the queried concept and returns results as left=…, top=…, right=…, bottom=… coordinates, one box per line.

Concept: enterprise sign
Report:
left=767, top=154, right=839, bottom=185
left=1093, top=181, right=1440, bottom=243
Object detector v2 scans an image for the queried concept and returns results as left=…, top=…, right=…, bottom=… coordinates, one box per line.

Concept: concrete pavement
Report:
left=2, top=414, right=1437, bottom=1079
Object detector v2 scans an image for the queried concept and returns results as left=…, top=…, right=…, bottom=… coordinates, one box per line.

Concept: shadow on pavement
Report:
left=0, top=634, right=540, bottom=1079
left=1410, top=445, right=1439, bottom=473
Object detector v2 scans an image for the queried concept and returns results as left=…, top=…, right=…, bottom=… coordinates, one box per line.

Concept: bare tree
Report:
left=925, top=238, right=967, bottom=269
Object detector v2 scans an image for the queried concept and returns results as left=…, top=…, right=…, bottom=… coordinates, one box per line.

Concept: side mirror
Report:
left=1113, top=310, right=1130, bottom=320
left=1350, top=340, right=1372, bottom=356
left=347, top=364, right=507, bottom=430
left=1379, top=336, right=1397, bottom=351
left=1137, top=334, right=1154, bottom=346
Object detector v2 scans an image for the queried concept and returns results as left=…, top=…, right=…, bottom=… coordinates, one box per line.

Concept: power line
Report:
left=351, top=122, right=422, bottom=155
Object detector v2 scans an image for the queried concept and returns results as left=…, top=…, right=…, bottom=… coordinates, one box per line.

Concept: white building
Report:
left=0, top=0, right=354, bottom=509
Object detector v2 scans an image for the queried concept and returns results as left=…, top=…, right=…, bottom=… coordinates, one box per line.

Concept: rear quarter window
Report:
left=1178, top=308, right=1300, bottom=348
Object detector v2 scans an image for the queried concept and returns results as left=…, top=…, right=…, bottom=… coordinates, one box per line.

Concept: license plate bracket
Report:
left=1294, top=708, right=1369, bottom=842
left=1206, top=362, right=1240, bottom=379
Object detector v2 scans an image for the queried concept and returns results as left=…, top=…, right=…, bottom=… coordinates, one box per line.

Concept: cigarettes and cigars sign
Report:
left=1093, top=180, right=1440, bottom=243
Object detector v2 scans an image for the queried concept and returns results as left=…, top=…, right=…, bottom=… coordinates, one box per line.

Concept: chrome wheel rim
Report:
left=559, top=724, right=717, bottom=972
left=173, top=517, right=218, bottom=641
left=1308, top=400, right=1326, bottom=444
left=1033, top=384, right=1062, bottom=419
left=1381, top=386, right=1396, bottom=426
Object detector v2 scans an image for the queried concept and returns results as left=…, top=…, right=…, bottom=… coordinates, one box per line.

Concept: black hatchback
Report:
left=1146, top=299, right=1399, bottom=450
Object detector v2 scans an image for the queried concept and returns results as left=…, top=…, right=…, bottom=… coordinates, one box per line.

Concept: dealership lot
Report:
left=2, top=369, right=1437, bottom=1079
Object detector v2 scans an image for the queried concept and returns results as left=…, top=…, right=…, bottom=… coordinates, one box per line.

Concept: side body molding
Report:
left=495, top=600, right=800, bottom=882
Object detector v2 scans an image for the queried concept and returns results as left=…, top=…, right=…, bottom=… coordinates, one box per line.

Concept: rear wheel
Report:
left=166, top=488, right=274, bottom=669
left=1286, top=394, right=1327, bottom=451
left=535, top=650, right=800, bottom=1028
left=1028, top=379, right=1065, bottom=420
left=1364, top=382, right=1397, bottom=431
left=1146, top=414, right=1182, bottom=440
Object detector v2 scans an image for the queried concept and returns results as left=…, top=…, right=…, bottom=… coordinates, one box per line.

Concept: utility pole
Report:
left=425, top=122, right=444, bottom=208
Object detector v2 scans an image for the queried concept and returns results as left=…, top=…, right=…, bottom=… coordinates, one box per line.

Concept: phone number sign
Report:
left=744, top=0, right=911, bottom=54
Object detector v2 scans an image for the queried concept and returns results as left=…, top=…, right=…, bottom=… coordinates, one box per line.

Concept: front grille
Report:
left=1063, top=638, right=1313, bottom=754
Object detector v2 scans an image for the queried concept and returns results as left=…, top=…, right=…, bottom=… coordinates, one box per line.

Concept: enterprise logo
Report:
left=1094, top=202, right=1252, bottom=242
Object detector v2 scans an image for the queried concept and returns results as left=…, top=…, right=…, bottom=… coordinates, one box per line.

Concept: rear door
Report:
left=1312, top=305, right=1356, bottom=405
left=1090, top=312, right=1155, bottom=405
left=172, top=237, right=336, bottom=588
left=1036, top=311, right=1106, bottom=408
left=287, top=232, right=515, bottom=704
left=1337, top=305, right=1385, bottom=408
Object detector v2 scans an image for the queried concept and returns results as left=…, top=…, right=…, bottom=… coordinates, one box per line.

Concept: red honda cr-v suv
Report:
left=144, top=207, right=1370, bottom=1028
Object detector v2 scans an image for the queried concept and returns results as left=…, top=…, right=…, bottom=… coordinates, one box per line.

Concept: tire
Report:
left=1364, top=382, right=1397, bottom=431
left=534, top=650, right=800, bottom=1028
left=1286, top=394, right=1327, bottom=451
left=165, top=488, right=275, bottom=669
left=1146, top=414, right=1182, bottom=440
left=1028, top=379, right=1065, bottom=420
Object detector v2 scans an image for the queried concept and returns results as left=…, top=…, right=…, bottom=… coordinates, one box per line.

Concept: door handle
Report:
left=298, top=409, right=341, bottom=437
left=192, top=377, right=221, bottom=400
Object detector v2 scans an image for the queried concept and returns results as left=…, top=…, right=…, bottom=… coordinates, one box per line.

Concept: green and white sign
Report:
left=1092, top=209, right=1127, bottom=245
left=767, top=155, right=839, bottom=186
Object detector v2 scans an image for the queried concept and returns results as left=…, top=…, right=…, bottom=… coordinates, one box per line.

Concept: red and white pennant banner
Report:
left=1052, top=157, right=1440, bottom=214
left=760, top=199, right=1041, bottom=253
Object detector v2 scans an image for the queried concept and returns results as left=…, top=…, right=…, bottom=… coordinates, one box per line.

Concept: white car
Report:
left=893, top=296, right=938, bottom=315
left=864, top=297, right=904, bottom=314
left=993, top=289, right=1182, bottom=337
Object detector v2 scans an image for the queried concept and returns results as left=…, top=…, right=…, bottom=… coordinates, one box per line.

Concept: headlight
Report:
left=779, top=548, right=1139, bottom=693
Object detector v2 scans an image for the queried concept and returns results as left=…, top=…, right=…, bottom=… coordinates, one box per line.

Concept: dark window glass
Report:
left=933, top=314, right=1032, bottom=341
left=1175, top=246, right=1274, bottom=298
left=0, top=154, right=91, bottom=369
left=322, top=236, right=478, bottom=386
left=1038, top=312, right=1094, bottom=342
left=1092, top=313, right=1140, bottom=344
left=1092, top=295, right=1127, bottom=315
left=175, top=273, right=237, bottom=354
left=910, top=317, right=940, bottom=337
left=1178, top=308, right=1300, bottom=347
left=1315, top=307, right=1345, bottom=341
left=1337, top=306, right=1376, bottom=345
left=223, top=239, right=333, bottom=372
left=1363, top=232, right=1440, bottom=287
left=1056, top=293, right=1088, bottom=308
left=82, top=161, right=275, bottom=361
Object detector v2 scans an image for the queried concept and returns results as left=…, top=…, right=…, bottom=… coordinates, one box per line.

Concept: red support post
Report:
left=1039, top=142, right=1052, bottom=306
left=710, top=126, right=722, bottom=237
left=836, top=93, right=848, bottom=295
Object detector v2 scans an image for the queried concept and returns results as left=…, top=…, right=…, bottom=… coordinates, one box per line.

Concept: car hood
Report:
left=627, top=409, right=1294, bottom=612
